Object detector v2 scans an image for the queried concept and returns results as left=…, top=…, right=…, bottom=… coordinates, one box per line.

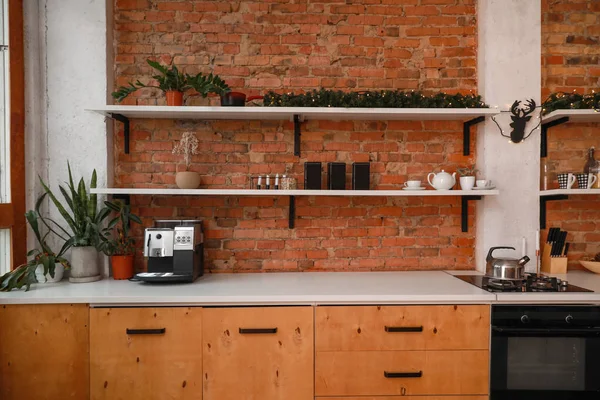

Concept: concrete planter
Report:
left=35, top=262, right=64, bottom=283
left=69, top=246, right=102, bottom=283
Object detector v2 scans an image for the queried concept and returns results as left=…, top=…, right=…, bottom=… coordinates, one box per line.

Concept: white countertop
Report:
left=2, top=270, right=600, bottom=306
left=0, top=271, right=495, bottom=306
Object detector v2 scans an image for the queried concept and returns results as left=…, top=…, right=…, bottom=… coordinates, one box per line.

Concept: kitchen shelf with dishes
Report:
left=539, top=109, right=600, bottom=229
left=88, top=105, right=499, bottom=156
left=91, top=187, right=499, bottom=232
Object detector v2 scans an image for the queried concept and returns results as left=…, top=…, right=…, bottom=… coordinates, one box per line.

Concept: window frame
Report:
left=0, top=0, right=25, bottom=270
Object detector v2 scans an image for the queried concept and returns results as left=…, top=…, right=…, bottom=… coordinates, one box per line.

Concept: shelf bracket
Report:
left=540, top=194, right=568, bottom=229
left=463, top=116, right=485, bottom=156
left=540, top=117, right=569, bottom=158
left=288, top=195, right=295, bottom=229
left=293, top=115, right=301, bottom=156
left=461, top=195, right=482, bottom=233
left=109, top=113, right=131, bottom=154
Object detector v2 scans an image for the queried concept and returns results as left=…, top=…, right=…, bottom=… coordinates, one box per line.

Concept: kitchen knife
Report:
left=550, top=237, right=559, bottom=257
left=559, top=231, right=568, bottom=256
left=564, top=242, right=570, bottom=256
left=547, top=227, right=559, bottom=243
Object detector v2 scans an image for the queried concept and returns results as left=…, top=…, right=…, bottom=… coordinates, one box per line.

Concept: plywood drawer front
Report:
left=315, top=350, right=489, bottom=396
left=316, top=305, right=490, bottom=351
left=90, top=307, right=202, bottom=400
left=318, top=397, right=488, bottom=400
left=203, top=306, right=314, bottom=400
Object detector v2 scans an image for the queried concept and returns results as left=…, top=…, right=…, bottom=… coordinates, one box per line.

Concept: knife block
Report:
left=541, top=244, right=568, bottom=274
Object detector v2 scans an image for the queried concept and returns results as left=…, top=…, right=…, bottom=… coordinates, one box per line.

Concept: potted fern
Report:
left=457, top=166, right=478, bottom=191
left=98, top=200, right=142, bottom=280
left=172, top=131, right=201, bottom=189
left=112, top=59, right=230, bottom=106
left=39, top=164, right=109, bottom=283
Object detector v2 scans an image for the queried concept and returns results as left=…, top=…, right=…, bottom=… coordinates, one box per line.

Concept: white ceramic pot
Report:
left=35, top=262, right=64, bottom=283
left=176, top=171, right=201, bottom=189
left=69, top=246, right=102, bottom=283
left=460, top=176, right=476, bottom=191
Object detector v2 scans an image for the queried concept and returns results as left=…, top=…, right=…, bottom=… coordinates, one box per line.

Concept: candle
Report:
left=266, top=175, right=270, bottom=190
left=257, top=175, right=262, bottom=190
left=275, top=174, right=279, bottom=190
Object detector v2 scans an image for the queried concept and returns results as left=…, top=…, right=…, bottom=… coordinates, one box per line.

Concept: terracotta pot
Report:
left=176, top=171, right=201, bottom=189
left=165, top=90, right=184, bottom=106
left=111, top=255, right=134, bottom=280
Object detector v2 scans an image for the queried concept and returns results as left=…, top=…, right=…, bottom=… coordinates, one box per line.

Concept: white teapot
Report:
left=427, top=170, right=456, bottom=190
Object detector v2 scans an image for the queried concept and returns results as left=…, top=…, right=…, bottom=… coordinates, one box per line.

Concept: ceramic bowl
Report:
left=579, top=260, right=600, bottom=274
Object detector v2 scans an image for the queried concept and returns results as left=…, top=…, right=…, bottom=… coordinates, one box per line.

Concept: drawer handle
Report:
left=239, top=328, right=278, bottom=334
left=384, top=371, right=423, bottom=378
left=384, top=326, right=423, bottom=333
left=126, top=328, right=166, bottom=335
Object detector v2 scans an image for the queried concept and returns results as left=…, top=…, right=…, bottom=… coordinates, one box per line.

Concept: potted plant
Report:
left=457, top=166, right=478, bottom=191
left=111, top=59, right=230, bottom=106
left=172, top=131, right=201, bottom=189
left=0, top=208, right=73, bottom=291
left=39, top=163, right=109, bottom=283
left=98, top=200, right=142, bottom=280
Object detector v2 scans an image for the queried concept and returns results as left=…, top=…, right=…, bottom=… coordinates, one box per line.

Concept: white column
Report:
left=476, top=0, right=541, bottom=272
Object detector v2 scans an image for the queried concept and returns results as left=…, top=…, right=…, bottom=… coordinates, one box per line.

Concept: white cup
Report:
left=404, top=180, right=422, bottom=188
left=476, top=179, right=491, bottom=188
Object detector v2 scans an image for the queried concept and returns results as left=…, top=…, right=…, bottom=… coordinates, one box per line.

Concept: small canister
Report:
left=281, top=175, right=297, bottom=190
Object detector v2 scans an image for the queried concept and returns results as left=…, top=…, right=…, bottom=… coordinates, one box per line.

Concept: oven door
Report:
left=491, top=327, right=600, bottom=400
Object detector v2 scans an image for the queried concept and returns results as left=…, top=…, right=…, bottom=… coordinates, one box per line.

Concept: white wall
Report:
left=24, top=0, right=109, bottom=251
left=477, top=0, right=542, bottom=272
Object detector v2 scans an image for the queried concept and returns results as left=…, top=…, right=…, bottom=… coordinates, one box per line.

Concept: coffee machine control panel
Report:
left=173, top=226, right=195, bottom=251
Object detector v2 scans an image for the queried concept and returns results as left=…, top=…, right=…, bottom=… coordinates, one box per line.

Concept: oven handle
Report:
left=492, top=326, right=600, bottom=335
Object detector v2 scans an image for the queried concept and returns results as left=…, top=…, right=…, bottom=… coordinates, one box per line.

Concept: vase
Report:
left=460, top=176, right=476, bottom=191
left=35, top=262, right=64, bottom=283
left=69, top=246, right=102, bottom=283
left=165, top=90, right=184, bottom=106
left=111, top=255, right=134, bottom=280
left=176, top=171, right=201, bottom=189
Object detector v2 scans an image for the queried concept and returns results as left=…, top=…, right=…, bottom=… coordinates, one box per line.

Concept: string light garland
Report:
left=542, top=90, right=600, bottom=115
left=262, top=89, right=489, bottom=109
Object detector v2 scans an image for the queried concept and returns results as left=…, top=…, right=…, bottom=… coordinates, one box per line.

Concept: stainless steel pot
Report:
left=486, top=246, right=530, bottom=280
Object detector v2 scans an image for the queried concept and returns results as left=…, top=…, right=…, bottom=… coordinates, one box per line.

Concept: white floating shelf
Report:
left=88, top=105, right=499, bottom=121
left=540, top=189, right=600, bottom=196
left=91, top=188, right=499, bottom=197
left=542, top=109, right=600, bottom=124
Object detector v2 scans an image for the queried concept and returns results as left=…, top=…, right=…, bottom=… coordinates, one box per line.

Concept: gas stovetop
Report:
left=455, top=273, right=593, bottom=293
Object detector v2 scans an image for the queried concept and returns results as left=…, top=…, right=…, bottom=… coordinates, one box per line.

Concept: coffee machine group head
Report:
left=138, top=220, right=204, bottom=283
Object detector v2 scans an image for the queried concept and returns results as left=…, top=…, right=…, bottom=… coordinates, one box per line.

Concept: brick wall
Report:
left=542, top=0, right=600, bottom=269
left=113, top=0, right=478, bottom=272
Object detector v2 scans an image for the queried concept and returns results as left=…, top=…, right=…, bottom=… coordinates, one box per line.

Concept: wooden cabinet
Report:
left=0, top=304, right=89, bottom=400
left=317, top=397, right=488, bottom=400
left=316, top=350, right=489, bottom=396
left=316, top=305, right=490, bottom=351
left=203, top=306, right=314, bottom=400
left=316, top=305, right=490, bottom=398
left=90, top=307, right=202, bottom=400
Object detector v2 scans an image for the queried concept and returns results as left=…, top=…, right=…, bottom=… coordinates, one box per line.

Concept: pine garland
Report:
left=542, top=91, right=600, bottom=115
left=262, top=89, right=488, bottom=108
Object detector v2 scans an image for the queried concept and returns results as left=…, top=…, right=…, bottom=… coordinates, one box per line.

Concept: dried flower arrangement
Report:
left=172, top=132, right=199, bottom=171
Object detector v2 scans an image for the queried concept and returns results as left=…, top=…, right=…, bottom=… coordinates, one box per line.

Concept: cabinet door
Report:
left=90, top=307, right=202, bottom=400
left=0, top=304, right=89, bottom=400
left=203, top=306, right=314, bottom=400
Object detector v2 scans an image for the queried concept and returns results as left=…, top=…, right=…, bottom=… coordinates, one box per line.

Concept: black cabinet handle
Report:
left=384, top=326, right=423, bottom=333
left=384, top=371, right=423, bottom=378
left=126, top=328, right=166, bottom=335
left=239, top=328, right=278, bottom=334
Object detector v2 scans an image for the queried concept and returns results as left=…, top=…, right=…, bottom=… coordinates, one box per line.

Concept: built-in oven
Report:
left=491, top=305, right=600, bottom=400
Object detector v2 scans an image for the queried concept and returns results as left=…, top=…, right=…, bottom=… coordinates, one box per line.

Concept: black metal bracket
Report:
left=288, top=195, right=295, bottom=228
left=293, top=115, right=301, bottom=156
left=461, top=195, right=482, bottom=233
left=463, top=116, right=486, bottom=156
left=112, top=193, right=131, bottom=205
left=110, top=113, right=131, bottom=154
left=540, top=117, right=569, bottom=158
left=540, top=195, right=568, bottom=229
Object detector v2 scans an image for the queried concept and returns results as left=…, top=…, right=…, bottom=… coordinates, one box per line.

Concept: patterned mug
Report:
left=557, top=173, right=576, bottom=189
left=576, top=173, right=598, bottom=189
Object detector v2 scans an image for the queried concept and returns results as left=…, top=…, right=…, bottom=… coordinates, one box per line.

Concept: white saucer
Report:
left=402, top=187, right=426, bottom=191
left=472, top=186, right=496, bottom=190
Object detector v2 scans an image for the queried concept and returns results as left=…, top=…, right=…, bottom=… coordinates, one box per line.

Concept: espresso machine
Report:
left=135, top=220, right=204, bottom=283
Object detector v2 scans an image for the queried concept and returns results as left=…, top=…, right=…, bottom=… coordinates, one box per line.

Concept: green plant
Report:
left=98, top=200, right=142, bottom=256
left=0, top=208, right=73, bottom=292
left=39, top=163, right=109, bottom=248
left=112, top=59, right=230, bottom=102
left=542, top=91, right=600, bottom=115
left=457, top=166, right=478, bottom=177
